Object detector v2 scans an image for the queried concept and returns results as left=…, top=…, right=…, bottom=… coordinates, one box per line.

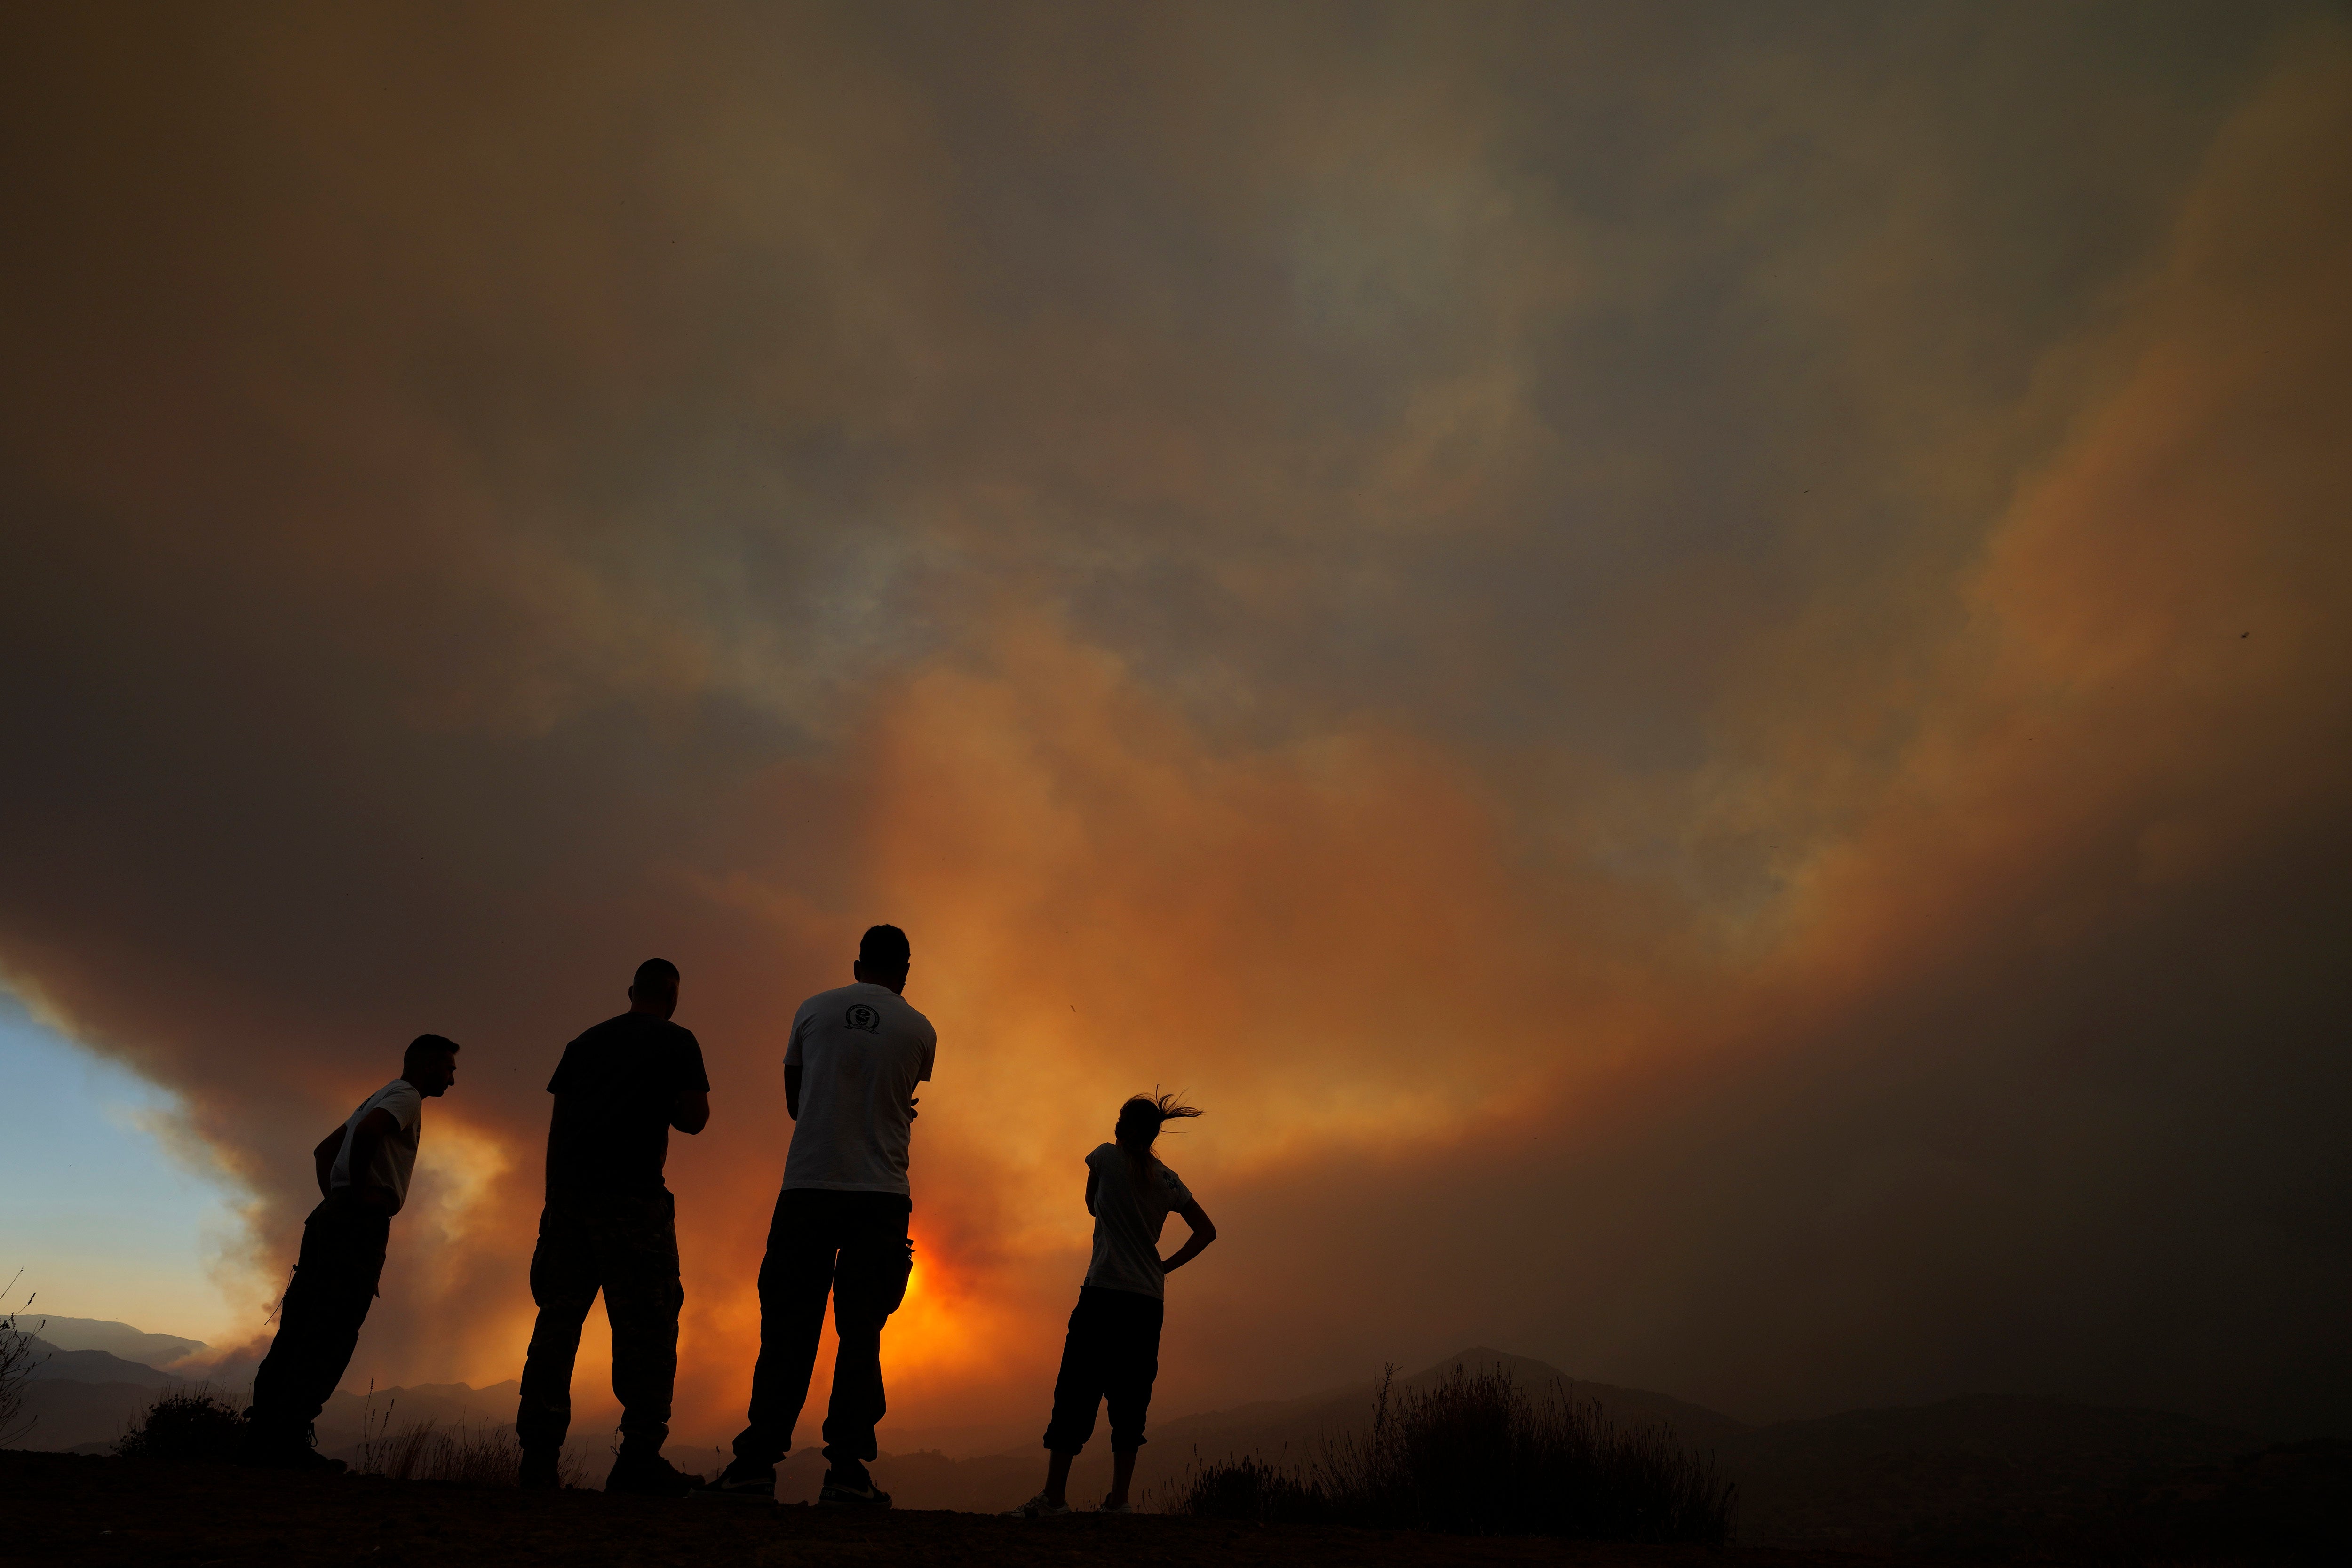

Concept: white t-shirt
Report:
left=329, top=1079, right=425, bottom=1213
left=1083, top=1143, right=1194, bottom=1300
left=780, top=983, right=936, bottom=1196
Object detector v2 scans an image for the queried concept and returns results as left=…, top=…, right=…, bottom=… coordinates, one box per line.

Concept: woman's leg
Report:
left=1040, top=1291, right=1109, bottom=1503
left=1043, top=1449, right=1076, bottom=1506
left=1101, top=1292, right=1165, bottom=1505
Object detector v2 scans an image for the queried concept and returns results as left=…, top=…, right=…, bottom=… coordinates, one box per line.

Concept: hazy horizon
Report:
left=4, top=1, right=2348, bottom=1449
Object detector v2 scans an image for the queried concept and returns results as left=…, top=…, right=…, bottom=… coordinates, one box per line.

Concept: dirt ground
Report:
left=1, top=1451, right=1887, bottom=1568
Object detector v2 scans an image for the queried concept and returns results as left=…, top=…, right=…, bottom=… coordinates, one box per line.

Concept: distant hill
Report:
left=826, top=1349, right=2272, bottom=1538
left=29, top=1317, right=207, bottom=1370
left=783, top=1348, right=1752, bottom=1513
left=9, top=1377, right=175, bottom=1453
left=1724, top=1393, right=2266, bottom=1552
left=6, top=1333, right=238, bottom=1453
left=1145, top=1346, right=1748, bottom=1477
left=23, top=1337, right=179, bottom=1389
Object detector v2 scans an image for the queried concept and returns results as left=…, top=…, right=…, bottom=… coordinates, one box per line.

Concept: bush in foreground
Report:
left=1174, top=1452, right=1330, bottom=1524
left=1173, top=1363, right=1735, bottom=1543
left=114, top=1388, right=246, bottom=1462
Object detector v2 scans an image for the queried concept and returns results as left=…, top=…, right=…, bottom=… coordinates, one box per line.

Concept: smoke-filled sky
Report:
left=4, top=1, right=2349, bottom=1446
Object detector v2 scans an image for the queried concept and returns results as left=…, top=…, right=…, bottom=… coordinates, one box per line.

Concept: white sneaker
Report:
left=1004, top=1492, right=1072, bottom=1518
left=1097, top=1499, right=1135, bottom=1515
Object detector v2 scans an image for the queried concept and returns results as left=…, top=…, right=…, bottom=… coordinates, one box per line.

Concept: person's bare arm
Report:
left=341, top=1107, right=405, bottom=1212
left=671, top=1090, right=710, bottom=1135
left=312, top=1125, right=349, bottom=1198
left=1085, top=1167, right=1100, bottom=1218
left=1160, top=1197, right=1217, bottom=1274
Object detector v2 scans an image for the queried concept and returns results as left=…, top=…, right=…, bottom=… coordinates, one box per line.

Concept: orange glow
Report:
left=7, top=6, right=2350, bottom=1446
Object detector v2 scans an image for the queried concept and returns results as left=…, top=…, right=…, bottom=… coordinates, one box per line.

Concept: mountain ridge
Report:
left=25, top=1317, right=208, bottom=1369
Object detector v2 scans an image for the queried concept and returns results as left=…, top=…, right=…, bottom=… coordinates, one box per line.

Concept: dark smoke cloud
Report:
left=2, top=1, right=2346, bottom=1440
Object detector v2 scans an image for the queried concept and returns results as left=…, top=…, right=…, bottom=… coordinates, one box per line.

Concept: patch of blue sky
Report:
left=0, top=994, right=250, bottom=1346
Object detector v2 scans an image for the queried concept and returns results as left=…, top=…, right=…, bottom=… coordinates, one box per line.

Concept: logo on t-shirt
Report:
left=845, top=1003, right=882, bottom=1034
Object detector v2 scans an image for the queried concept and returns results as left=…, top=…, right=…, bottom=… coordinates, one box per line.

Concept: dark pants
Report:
left=247, top=1191, right=390, bottom=1439
left=731, top=1187, right=914, bottom=1472
left=1044, top=1285, right=1164, bottom=1455
left=516, top=1190, right=683, bottom=1453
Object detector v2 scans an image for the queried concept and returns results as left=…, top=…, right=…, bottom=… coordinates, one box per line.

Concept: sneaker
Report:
left=694, top=1460, right=776, bottom=1502
left=818, top=1472, right=893, bottom=1508
left=1003, top=1492, right=1072, bottom=1518
left=604, top=1449, right=697, bottom=1498
left=1097, top=1499, right=1135, bottom=1515
left=518, top=1449, right=560, bottom=1491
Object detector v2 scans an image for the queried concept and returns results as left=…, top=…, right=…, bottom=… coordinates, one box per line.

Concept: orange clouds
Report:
left=3, top=0, right=2350, bottom=1449
left=1761, top=39, right=2352, bottom=1006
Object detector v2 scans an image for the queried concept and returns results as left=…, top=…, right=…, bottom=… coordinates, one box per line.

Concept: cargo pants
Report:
left=516, top=1189, right=684, bottom=1454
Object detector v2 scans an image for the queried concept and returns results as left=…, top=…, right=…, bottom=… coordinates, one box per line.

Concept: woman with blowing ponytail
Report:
left=1007, top=1093, right=1217, bottom=1517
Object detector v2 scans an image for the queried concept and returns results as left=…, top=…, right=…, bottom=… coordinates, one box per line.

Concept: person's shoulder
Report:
left=1086, top=1141, right=1118, bottom=1169
left=571, top=1013, right=634, bottom=1046
left=379, top=1079, right=424, bottom=1118
left=887, top=990, right=935, bottom=1038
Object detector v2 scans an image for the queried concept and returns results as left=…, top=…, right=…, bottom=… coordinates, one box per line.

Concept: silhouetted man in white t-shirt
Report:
left=242, top=1033, right=460, bottom=1468
left=704, top=925, right=934, bottom=1506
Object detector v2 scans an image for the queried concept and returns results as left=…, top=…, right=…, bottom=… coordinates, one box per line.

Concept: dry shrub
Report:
left=114, top=1387, right=247, bottom=1462
left=1172, top=1452, right=1328, bottom=1524
left=354, top=1398, right=587, bottom=1488
left=0, top=1278, right=43, bottom=1445
left=1175, top=1363, right=1735, bottom=1543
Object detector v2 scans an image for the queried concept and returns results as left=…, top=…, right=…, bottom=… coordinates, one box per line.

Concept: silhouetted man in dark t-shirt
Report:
left=516, top=958, right=710, bottom=1496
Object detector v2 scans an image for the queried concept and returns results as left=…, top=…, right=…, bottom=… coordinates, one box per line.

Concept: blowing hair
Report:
left=1115, top=1091, right=1201, bottom=1172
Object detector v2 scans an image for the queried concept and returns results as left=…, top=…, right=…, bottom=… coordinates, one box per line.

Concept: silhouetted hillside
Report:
left=772, top=1349, right=1748, bottom=1514
left=807, top=1349, right=2280, bottom=1547
left=1724, top=1393, right=2267, bottom=1552
left=23, top=1337, right=177, bottom=1388
left=7, top=1341, right=2294, bottom=1554
left=30, top=1317, right=206, bottom=1369
left=12, top=1377, right=174, bottom=1453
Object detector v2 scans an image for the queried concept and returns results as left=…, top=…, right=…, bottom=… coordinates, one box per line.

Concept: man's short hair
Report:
left=633, top=958, right=680, bottom=993
left=858, top=925, right=911, bottom=971
left=405, top=1033, right=460, bottom=1066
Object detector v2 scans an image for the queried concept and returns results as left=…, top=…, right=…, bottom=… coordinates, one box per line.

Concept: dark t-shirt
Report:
left=545, top=1012, right=711, bottom=1202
